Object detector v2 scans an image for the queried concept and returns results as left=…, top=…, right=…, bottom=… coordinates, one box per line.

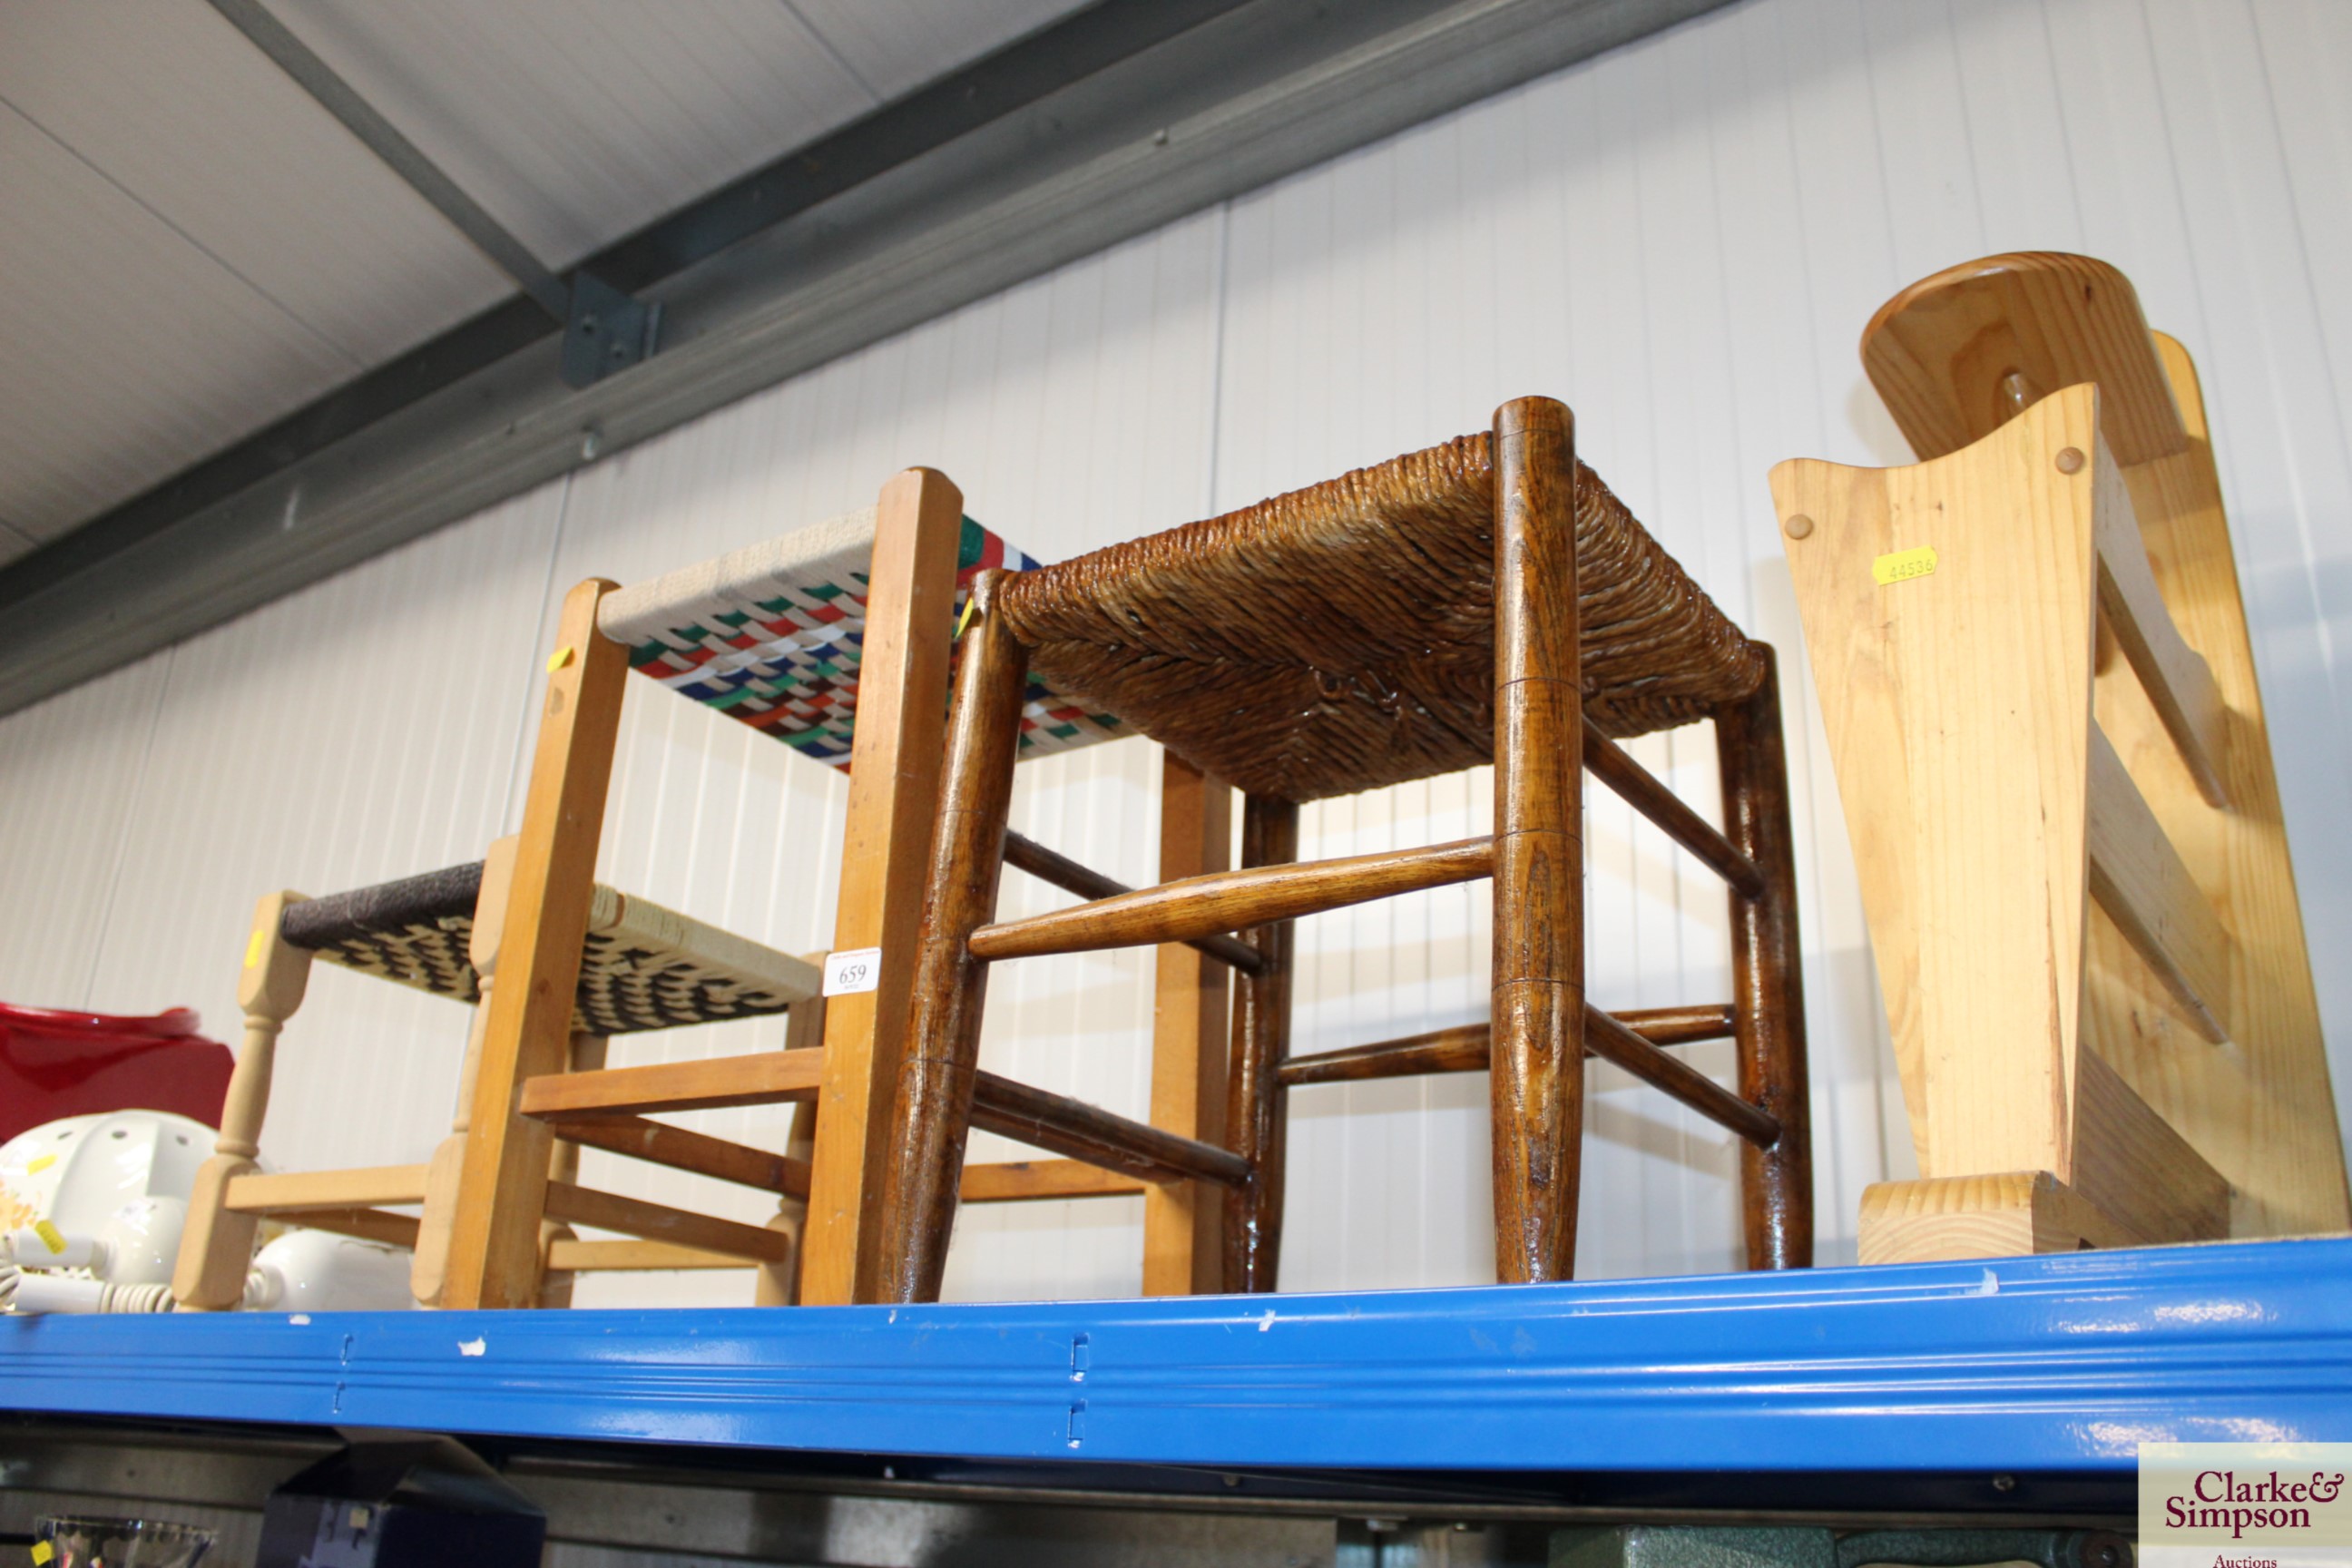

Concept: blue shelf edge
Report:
left=5, top=1238, right=2348, bottom=1474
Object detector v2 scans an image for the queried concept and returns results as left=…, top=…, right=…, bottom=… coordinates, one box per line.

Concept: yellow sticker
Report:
left=955, top=598, right=980, bottom=641
left=1872, top=545, right=1940, bottom=585
left=246, top=928, right=269, bottom=968
left=26, top=1153, right=54, bottom=1175
left=547, top=645, right=576, bottom=673
left=34, top=1219, right=67, bottom=1254
left=33, top=1541, right=54, bottom=1564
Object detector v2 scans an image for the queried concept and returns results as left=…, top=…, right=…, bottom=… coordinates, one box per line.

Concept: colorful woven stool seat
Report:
left=281, top=862, right=818, bottom=1036
left=599, top=509, right=1123, bottom=766
left=994, top=435, right=1765, bottom=802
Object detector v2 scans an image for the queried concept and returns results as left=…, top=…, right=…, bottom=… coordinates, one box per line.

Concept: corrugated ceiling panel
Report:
left=0, top=0, right=2346, bottom=1308
left=0, top=0, right=511, bottom=370
left=265, top=0, right=877, bottom=271
left=0, top=0, right=1112, bottom=549
left=786, top=0, right=1094, bottom=103
left=0, top=99, right=358, bottom=537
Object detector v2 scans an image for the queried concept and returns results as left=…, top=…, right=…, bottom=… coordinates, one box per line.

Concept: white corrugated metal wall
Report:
left=4, top=0, right=2348, bottom=1305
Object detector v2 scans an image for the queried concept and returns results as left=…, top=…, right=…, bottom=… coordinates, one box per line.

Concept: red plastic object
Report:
left=0, top=1003, right=233, bottom=1144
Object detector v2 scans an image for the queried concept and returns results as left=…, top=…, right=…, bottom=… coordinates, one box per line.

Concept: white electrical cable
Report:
left=4, top=1217, right=416, bottom=1316
left=7, top=1266, right=277, bottom=1315
left=94, top=1279, right=182, bottom=1313
left=0, top=1226, right=212, bottom=1315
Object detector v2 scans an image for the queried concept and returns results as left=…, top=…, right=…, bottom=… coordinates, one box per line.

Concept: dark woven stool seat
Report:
left=279, top=861, right=813, bottom=1036
left=995, top=433, right=1766, bottom=802
left=280, top=862, right=485, bottom=1001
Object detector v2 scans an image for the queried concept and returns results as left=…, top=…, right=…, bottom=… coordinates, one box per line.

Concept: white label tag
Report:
left=823, top=946, right=883, bottom=997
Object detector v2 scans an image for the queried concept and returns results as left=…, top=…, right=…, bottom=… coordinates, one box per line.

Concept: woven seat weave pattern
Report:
left=280, top=862, right=483, bottom=1002
left=281, top=864, right=807, bottom=1035
left=603, top=514, right=1123, bottom=765
left=571, top=931, right=797, bottom=1035
left=994, top=433, right=1764, bottom=802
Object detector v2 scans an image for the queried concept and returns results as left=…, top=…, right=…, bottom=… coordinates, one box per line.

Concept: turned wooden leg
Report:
left=876, top=573, right=1029, bottom=1304
left=174, top=892, right=310, bottom=1310
left=1489, top=395, right=1584, bottom=1284
left=1221, top=794, right=1298, bottom=1294
left=1715, top=647, right=1813, bottom=1269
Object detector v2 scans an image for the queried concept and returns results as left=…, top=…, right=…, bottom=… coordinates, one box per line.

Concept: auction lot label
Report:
left=2141, top=1445, right=2352, bottom=1568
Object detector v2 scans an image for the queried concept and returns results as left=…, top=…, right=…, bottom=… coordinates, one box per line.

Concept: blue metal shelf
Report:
left=5, top=1240, right=2348, bottom=1475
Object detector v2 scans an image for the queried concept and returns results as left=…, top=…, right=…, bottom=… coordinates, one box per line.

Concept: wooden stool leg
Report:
left=1221, top=794, right=1298, bottom=1294
left=755, top=999, right=825, bottom=1307
left=536, top=1032, right=607, bottom=1308
left=876, top=573, right=1030, bottom=1304
left=803, top=467, right=966, bottom=1306
left=411, top=980, right=494, bottom=1307
left=1490, top=395, right=1584, bottom=1284
left=173, top=892, right=309, bottom=1310
left=1143, top=753, right=1232, bottom=1297
left=441, top=578, right=628, bottom=1310
left=1715, top=648, right=1813, bottom=1269
left=414, top=837, right=516, bottom=1307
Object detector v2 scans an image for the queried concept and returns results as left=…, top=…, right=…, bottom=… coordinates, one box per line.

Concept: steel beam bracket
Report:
left=561, top=273, right=662, bottom=388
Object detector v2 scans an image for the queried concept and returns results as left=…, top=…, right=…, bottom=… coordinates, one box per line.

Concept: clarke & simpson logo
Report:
left=2165, top=1469, right=2345, bottom=1537
left=2141, top=1445, right=2352, bottom=1568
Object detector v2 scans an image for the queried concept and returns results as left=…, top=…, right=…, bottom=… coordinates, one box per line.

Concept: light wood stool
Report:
left=172, top=839, right=824, bottom=1310
left=430, top=470, right=1222, bottom=1309
left=181, top=469, right=1161, bottom=1311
